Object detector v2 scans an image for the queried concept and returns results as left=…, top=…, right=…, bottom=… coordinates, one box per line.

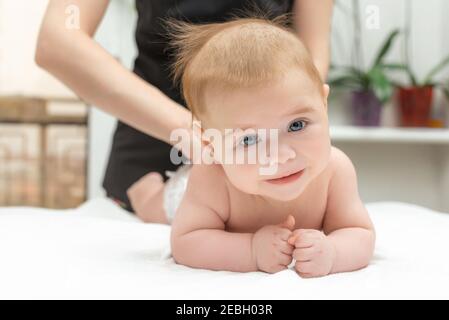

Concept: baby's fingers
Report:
left=278, top=252, right=293, bottom=266
left=288, top=230, right=318, bottom=248
left=276, top=228, right=293, bottom=241
left=293, top=246, right=315, bottom=262
left=295, top=261, right=315, bottom=275
left=277, top=240, right=294, bottom=255
left=287, top=229, right=307, bottom=245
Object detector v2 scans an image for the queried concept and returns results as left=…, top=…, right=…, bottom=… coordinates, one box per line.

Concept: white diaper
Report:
left=163, top=164, right=192, bottom=223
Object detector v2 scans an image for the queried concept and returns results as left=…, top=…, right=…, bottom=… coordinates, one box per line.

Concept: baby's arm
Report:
left=171, top=165, right=294, bottom=273
left=322, top=148, right=375, bottom=274
left=289, top=148, right=375, bottom=277
left=170, top=164, right=256, bottom=272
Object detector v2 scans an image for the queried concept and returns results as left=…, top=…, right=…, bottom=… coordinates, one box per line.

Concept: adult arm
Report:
left=35, top=0, right=192, bottom=145
left=293, top=0, right=334, bottom=80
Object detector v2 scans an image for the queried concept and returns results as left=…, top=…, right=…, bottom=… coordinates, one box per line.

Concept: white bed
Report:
left=0, top=198, right=448, bottom=299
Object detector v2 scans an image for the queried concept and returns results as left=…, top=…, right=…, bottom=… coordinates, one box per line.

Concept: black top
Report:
left=102, top=0, right=294, bottom=211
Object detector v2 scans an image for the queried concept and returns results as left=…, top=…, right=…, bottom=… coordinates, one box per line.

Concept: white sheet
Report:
left=0, top=198, right=448, bottom=299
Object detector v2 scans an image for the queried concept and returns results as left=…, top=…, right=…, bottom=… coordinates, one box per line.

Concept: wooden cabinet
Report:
left=0, top=96, right=88, bottom=208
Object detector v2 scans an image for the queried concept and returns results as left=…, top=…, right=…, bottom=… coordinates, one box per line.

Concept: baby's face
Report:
left=202, top=69, right=331, bottom=202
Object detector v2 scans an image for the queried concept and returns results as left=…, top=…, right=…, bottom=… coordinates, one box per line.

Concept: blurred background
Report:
left=0, top=0, right=448, bottom=211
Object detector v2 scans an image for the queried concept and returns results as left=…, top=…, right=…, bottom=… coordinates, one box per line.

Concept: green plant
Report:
left=442, top=82, right=449, bottom=101
left=400, top=55, right=449, bottom=88
left=329, top=29, right=403, bottom=104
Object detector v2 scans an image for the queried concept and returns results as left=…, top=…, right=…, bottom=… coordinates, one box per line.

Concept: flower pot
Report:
left=397, top=86, right=433, bottom=127
left=351, top=90, right=382, bottom=126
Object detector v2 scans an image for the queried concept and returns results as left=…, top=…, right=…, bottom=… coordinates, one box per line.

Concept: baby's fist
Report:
left=252, top=215, right=296, bottom=274
left=288, top=229, right=336, bottom=278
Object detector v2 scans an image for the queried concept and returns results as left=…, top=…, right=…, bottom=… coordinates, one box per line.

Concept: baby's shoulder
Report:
left=186, top=163, right=230, bottom=218
left=329, top=146, right=353, bottom=169
left=188, top=162, right=227, bottom=186
left=326, top=146, right=358, bottom=185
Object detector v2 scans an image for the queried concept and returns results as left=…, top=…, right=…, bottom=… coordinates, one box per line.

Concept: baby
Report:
left=130, top=15, right=375, bottom=278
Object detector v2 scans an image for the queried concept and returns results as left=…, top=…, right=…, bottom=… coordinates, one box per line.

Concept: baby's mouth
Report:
left=265, top=169, right=305, bottom=185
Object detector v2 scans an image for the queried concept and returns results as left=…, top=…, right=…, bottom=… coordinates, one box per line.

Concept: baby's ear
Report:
left=192, top=120, right=218, bottom=164
left=323, top=84, right=330, bottom=97
left=192, top=119, right=203, bottom=141
left=192, top=120, right=209, bottom=147
left=322, top=84, right=330, bottom=109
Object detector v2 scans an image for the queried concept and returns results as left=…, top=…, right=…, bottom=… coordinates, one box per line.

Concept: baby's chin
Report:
left=262, top=190, right=304, bottom=202
left=257, top=182, right=308, bottom=202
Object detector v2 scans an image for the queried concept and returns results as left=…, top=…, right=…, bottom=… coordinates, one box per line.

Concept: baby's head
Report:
left=168, top=15, right=331, bottom=202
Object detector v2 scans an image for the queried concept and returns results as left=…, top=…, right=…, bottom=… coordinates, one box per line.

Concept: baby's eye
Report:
left=288, top=119, right=307, bottom=132
left=239, top=134, right=259, bottom=147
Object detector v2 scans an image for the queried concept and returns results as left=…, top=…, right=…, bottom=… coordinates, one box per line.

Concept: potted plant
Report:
left=330, top=29, right=402, bottom=127
left=396, top=49, right=449, bottom=127
left=396, top=58, right=449, bottom=127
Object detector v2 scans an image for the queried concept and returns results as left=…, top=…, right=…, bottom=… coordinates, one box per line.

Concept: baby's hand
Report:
left=288, top=229, right=336, bottom=278
left=251, top=215, right=296, bottom=273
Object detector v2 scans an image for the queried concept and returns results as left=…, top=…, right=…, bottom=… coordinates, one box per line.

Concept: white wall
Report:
left=331, top=0, right=448, bottom=83
left=333, top=142, right=445, bottom=210
left=0, top=0, right=75, bottom=97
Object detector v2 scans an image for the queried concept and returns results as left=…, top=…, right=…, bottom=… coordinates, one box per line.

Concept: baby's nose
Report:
left=269, top=144, right=296, bottom=166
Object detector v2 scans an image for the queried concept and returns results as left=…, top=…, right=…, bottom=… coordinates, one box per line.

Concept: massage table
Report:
left=0, top=198, right=448, bottom=299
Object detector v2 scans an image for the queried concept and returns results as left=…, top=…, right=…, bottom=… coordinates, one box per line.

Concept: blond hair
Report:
left=165, top=13, right=323, bottom=118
